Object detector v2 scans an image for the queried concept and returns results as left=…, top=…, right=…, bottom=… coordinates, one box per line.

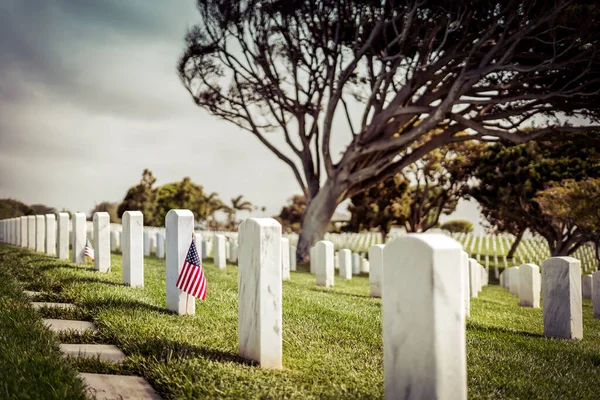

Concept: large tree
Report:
left=90, top=201, right=121, bottom=223
left=117, top=169, right=158, bottom=224
left=470, top=133, right=600, bottom=257
left=179, top=0, right=600, bottom=259
left=0, top=199, right=33, bottom=219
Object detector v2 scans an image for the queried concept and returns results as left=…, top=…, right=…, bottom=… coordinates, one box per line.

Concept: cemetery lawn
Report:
left=0, top=247, right=86, bottom=400
left=3, top=245, right=600, bottom=399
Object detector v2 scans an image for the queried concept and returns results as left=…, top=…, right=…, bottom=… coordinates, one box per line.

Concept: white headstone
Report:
left=339, top=249, right=352, bottom=280
left=542, top=257, right=582, bottom=340
left=518, top=264, right=540, bottom=308
left=20, top=216, right=27, bottom=248
left=230, top=240, right=238, bottom=263
left=315, top=240, right=334, bottom=288
left=57, top=213, right=69, bottom=260
left=593, top=271, right=600, bottom=319
left=509, top=267, right=520, bottom=296
left=166, top=210, right=195, bottom=315
left=468, top=258, right=479, bottom=299
left=290, top=245, right=297, bottom=272
left=122, top=211, right=144, bottom=288
left=194, top=233, right=203, bottom=259
left=214, top=234, right=226, bottom=269
left=110, top=230, right=118, bottom=252
left=143, top=230, right=150, bottom=256
left=71, top=213, right=86, bottom=264
left=93, top=212, right=110, bottom=273
left=281, top=238, right=290, bottom=281
left=45, top=214, right=56, bottom=256
left=35, top=215, right=45, bottom=252
left=309, top=246, right=316, bottom=274
left=383, top=234, right=466, bottom=399
left=156, top=231, right=165, bottom=259
left=238, top=218, right=282, bottom=369
left=369, top=245, right=384, bottom=298
left=352, top=252, right=360, bottom=275
left=462, top=251, right=470, bottom=318
left=582, top=274, right=593, bottom=300
left=361, top=258, right=370, bottom=273
left=27, top=215, right=35, bottom=250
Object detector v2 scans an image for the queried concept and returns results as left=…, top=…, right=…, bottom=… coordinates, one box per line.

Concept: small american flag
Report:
left=84, top=237, right=95, bottom=261
left=176, top=236, right=207, bottom=300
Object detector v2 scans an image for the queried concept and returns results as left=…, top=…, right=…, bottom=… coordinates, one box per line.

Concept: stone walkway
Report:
left=29, top=292, right=161, bottom=399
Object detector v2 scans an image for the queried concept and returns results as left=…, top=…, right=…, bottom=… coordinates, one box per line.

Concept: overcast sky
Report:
left=0, top=0, right=484, bottom=232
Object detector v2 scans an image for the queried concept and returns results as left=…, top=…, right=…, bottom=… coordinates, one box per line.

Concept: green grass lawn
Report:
left=2, top=244, right=600, bottom=399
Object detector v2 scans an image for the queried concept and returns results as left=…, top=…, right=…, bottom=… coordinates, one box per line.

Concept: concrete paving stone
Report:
left=32, top=302, right=76, bottom=311
left=78, top=373, right=161, bottom=400
left=23, top=290, right=42, bottom=297
left=60, top=344, right=126, bottom=363
left=43, top=319, right=97, bottom=334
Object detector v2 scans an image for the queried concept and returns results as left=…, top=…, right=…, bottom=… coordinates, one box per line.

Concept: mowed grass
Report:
left=0, top=248, right=86, bottom=400
left=2, top=244, right=600, bottom=399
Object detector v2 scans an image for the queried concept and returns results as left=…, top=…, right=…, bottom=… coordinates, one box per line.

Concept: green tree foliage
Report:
left=0, top=199, right=34, bottom=219
left=180, top=0, right=600, bottom=260
left=441, top=220, right=474, bottom=234
left=89, top=202, right=121, bottom=223
left=535, top=178, right=600, bottom=265
left=276, top=195, right=308, bottom=233
left=117, top=169, right=158, bottom=224
left=29, top=204, right=57, bottom=215
left=471, top=133, right=600, bottom=257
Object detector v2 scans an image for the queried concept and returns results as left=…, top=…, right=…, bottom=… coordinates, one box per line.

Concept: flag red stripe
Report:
left=195, top=272, right=207, bottom=299
left=191, top=268, right=204, bottom=297
left=177, top=262, right=194, bottom=290
left=176, top=263, right=190, bottom=288
left=184, top=264, right=201, bottom=293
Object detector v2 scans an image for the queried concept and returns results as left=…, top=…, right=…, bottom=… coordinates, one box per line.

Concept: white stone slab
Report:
left=290, top=245, right=297, bottom=272
left=43, top=319, right=97, bottom=334
left=361, top=258, right=370, bottom=273
left=309, top=246, right=316, bottom=274
left=214, top=234, right=226, bottom=269
left=72, top=213, right=86, bottom=264
left=339, top=249, right=352, bottom=280
left=143, top=230, right=150, bottom=256
left=383, top=234, right=466, bottom=400
left=78, top=373, right=161, bottom=400
left=44, top=214, right=56, bottom=256
left=20, top=216, right=27, bottom=248
left=57, top=213, right=69, bottom=260
left=542, top=257, right=582, bottom=340
left=238, top=218, right=282, bottom=369
left=352, top=252, right=360, bottom=275
left=281, top=238, right=290, bottom=281
left=156, top=231, right=165, bottom=259
left=27, top=215, right=35, bottom=250
left=518, top=264, right=540, bottom=308
left=110, top=230, right=118, bottom=252
left=230, top=240, right=238, bottom=263
left=60, top=344, right=126, bottom=363
left=593, top=271, right=600, bottom=319
left=122, top=211, right=144, bottom=288
left=461, top=251, right=470, bottom=318
left=582, top=274, right=593, bottom=300
left=369, top=245, right=384, bottom=298
left=35, top=215, right=45, bottom=252
left=166, top=210, right=195, bottom=315
left=468, top=258, right=479, bottom=299
left=93, top=212, right=110, bottom=273
left=315, top=240, right=334, bottom=288
left=32, top=302, right=76, bottom=311
left=509, top=267, right=521, bottom=296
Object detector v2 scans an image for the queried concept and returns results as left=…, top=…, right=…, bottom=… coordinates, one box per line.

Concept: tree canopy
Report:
left=90, top=202, right=121, bottom=223
left=179, top=0, right=600, bottom=259
left=117, top=169, right=158, bottom=224
left=0, top=199, right=34, bottom=219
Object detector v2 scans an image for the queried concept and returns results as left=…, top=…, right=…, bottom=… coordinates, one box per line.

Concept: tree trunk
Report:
left=507, top=229, right=525, bottom=259
left=296, top=179, right=346, bottom=262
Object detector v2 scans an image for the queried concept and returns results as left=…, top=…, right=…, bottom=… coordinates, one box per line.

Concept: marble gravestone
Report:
left=593, top=271, right=600, bottom=319
left=518, top=264, right=540, bottom=308
left=156, top=231, right=165, bottom=259
left=289, top=245, right=297, bottom=272
left=509, top=267, right=520, bottom=296
left=542, top=257, right=583, bottom=340
left=339, top=249, right=352, bottom=280
left=45, top=214, right=56, bottom=256
left=214, top=234, right=226, bottom=269
left=27, top=215, right=35, bottom=250
left=369, top=245, right=384, bottom=298
left=315, top=240, right=334, bottom=288
left=230, top=240, right=238, bottom=263
left=238, top=218, right=282, bottom=369
left=122, top=211, right=144, bottom=288
left=72, top=213, right=86, bottom=264
left=143, top=230, right=150, bottom=257
left=20, top=216, right=27, bottom=248
left=309, top=246, right=316, bottom=274
left=352, top=252, right=360, bottom=275
left=57, top=213, right=69, bottom=260
left=468, top=258, right=479, bottom=299
left=281, top=237, right=290, bottom=281
left=110, top=230, right=118, bottom=252
left=383, top=234, right=466, bottom=400
left=582, top=275, right=593, bottom=300
left=194, top=233, right=203, bottom=259
left=93, top=212, right=110, bottom=273
left=166, top=210, right=195, bottom=315
left=35, top=215, right=45, bottom=252
left=461, top=251, right=470, bottom=318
